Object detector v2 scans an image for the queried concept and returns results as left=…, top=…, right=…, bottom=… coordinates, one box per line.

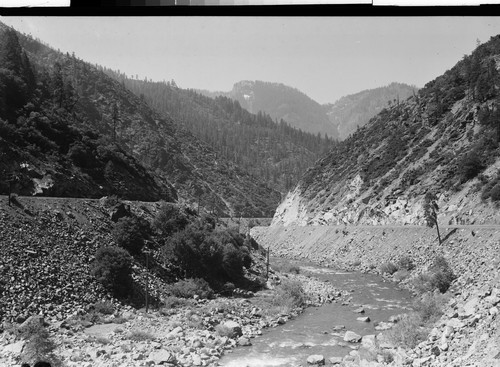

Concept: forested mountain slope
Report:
left=324, top=82, right=418, bottom=140
left=0, top=23, right=280, bottom=216
left=274, top=35, right=500, bottom=226
left=200, top=80, right=338, bottom=139
left=105, top=75, right=334, bottom=192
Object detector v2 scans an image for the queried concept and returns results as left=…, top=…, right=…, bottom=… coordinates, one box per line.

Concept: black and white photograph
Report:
left=1, top=15, right=500, bottom=367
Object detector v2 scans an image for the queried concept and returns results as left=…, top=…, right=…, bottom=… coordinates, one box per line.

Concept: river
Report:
left=220, top=260, right=413, bottom=366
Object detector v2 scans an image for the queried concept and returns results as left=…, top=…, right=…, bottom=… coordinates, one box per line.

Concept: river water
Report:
left=220, top=261, right=413, bottom=367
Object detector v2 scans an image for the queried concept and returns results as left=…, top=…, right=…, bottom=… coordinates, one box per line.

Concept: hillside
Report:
left=200, top=80, right=338, bottom=139
left=104, top=75, right=334, bottom=193
left=274, top=35, right=500, bottom=227
left=324, top=82, right=418, bottom=141
left=0, top=23, right=280, bottom=217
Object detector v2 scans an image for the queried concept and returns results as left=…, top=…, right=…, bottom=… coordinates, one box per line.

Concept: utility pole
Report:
left=266, top=246, right=270, bottom=280
left=144, top=248, right=151, bottom=313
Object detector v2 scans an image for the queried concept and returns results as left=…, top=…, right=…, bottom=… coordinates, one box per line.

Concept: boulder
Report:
left=306, top=354, right=325, bottom=365
left=222, top=321, right=242, bottom=338
left=237, top=336, right=252, bottom=346
left=361, top=334, right=377, bottom=351
left=149, top=350, right=176, bottom=365
left=344, top=331, right=362, bottom=343
left=329, top=356, right=343, bottom=365
left=357, top=316, right=371, bottom=322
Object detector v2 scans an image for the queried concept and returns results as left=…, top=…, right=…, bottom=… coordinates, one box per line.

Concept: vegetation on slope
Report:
left=0, top=23, right=280, bottom=216
left=201, top=80, right=338, bottom=139
left=323, top=82, right=418, bottom=140
left=103, top=74, right=334, bottom=192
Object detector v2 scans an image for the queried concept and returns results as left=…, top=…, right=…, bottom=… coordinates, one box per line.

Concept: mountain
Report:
left=200, top=80, right=339, bottom=139
left=105, top=76, right=334, bottom=193
left=323, top=82, right=418, bottom=140
left=0, top=23, right=280, bottom=217
left=273, top=35, right=500, bottom=227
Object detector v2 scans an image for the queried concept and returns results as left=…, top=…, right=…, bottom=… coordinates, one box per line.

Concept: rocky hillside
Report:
left=0, top=23, right=279, bottom=217
left=324, top=82, right=418, bottom=141
left=274, top=35, right=500, bottom=226
left=200, top=80, right=338, bottom=139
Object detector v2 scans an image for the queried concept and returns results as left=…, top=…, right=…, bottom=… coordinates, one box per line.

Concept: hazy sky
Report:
left=2, top=16, right=500, bottom=104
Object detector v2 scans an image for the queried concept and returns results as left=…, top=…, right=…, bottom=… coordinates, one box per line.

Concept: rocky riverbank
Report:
left=1, top=260, right=349, bottom=367
left=251, top=225, right=500, bottom=366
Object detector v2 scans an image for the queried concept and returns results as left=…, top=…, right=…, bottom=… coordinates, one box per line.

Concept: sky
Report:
left=2, top=16, right=500, bottom=104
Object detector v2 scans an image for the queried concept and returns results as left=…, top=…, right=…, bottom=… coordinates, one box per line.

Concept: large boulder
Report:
left=344, top=331, right=362, bottom=343
left=306, top=354, right=325, bottom=365
left=221, top=321, right=242, bottom=338
left=149, top=350, right=176, bottom=365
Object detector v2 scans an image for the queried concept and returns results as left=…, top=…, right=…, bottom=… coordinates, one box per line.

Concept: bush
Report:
left=112, top=216, right=150, bottom=255
left=413, top=292, right=445, bottom=323
left=162, top=296, right=190, bottom=309
left=429, top=256, right=455, bottom=293
left=273, top=279, right=307, bottom=309
left=459, top=151, right=484, bottom=182
left=413, top=256, right=455, bottom=294
left=273, top=260, right=301, bottom=274
left=380, top=262, right=398, bottom=275
left=91, top=246, right=133, bottom=298
left=102, top=195, right=120, bottom=208
left=163, top=224, right=250, bottom=285
left=221, top=243, right=245, bottom=280
left=17, top=318, right=59, bottom=366
left=92, top=301, right=115, bottom=315
left=397, top=256, right=415, bottom=271
left=387, top=314, right=427, bottom=349
left=153, top=202, right=189, bottom=237
left=128, top=330, right=155, bottom=341
left=168, top=278, right=214, bottom=299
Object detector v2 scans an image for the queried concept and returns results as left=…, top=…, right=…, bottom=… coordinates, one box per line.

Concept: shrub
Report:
left=17, top=318, right=59, bottom=366
left=380, top=262, right=398, bottom=275
left=413, top=292, right=445, bottom=323
left=490, top=183, right=500, bottom=201
left=397, top=256, right=415, bottom=271
left=102, top=195, right=120, bottom=208
left=413, top=256, right=455, bottom=294
left=128, top=330, right=155, bottom=341
left=112, top=216, right=150, bottom=255
left=163, top=224, right=250, bottom=285
left=387, top=314, right=427, bottom=348
left=273, top=279, right=307, bottom=309
left=92, top=301, right=115, bottom=315
left=429, top=256, right=455, bottom=293
left=168, top=278, right=214, bottom=299
left=162, top=296, right=190, bottom=309
left=221, top=243, right=245, bottom=280
left=459, top=151, right=484, bottom=182
left=153, top=202, right=189, bottom=237
left=91, top=246, right=133, bottom=298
